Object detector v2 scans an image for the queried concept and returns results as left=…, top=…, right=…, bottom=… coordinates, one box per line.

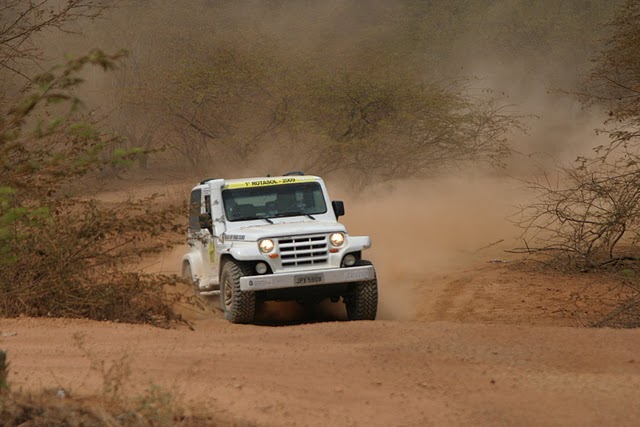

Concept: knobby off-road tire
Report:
left=220, top=260, right=256, bottom=324
left=345, top=260, right=378, bottom=321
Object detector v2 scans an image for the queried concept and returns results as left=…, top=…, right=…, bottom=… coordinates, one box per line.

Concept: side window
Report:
left=189, top=189, right=202, bottom=231
left=204, top=195, right=211, bottom=215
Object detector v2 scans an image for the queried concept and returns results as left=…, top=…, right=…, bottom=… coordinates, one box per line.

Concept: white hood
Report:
left=224, top=220, right=346, bottom=241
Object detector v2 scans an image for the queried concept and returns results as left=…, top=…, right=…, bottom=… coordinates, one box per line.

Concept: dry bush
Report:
left=513, top=0, right=640, bottom=271
left=0, top=195, right=184, bottom=325
left=0, top=192, right=187, bottom=326
left=513, top=151, right=640, bottom=270
left=512, top=1, right=640, bottom=325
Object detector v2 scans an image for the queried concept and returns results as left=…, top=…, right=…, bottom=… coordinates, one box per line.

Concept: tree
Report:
left=114, top=24, right=521, bottom=181
left=583, top=0, right=640, bottom=145
left=514, top=0, right=640, bottom=269
left=0, top=0, right=109, bottom=80
left=295, top=71, right=519, bottom=184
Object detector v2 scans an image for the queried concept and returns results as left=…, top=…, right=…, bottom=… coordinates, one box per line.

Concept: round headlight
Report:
left=330, top=232, right=345, bottom=247
left=258, top=239, right=275, bottom=253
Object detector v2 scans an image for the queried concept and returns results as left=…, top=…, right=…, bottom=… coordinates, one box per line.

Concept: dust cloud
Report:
left=326, top=173, right=524, bottom=320
left=37, top=0, right=617, bottom=322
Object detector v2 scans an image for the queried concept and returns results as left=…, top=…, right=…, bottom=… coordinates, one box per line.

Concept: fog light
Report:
left=255, top=262, right=268, bottom=274
left=343, top=254, right=356, bottom=267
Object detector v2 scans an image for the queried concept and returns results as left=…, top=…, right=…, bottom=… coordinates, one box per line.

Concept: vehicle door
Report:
left=188, top=189, right=217, bottom=288
left=201, top=192, right=219, bottom=282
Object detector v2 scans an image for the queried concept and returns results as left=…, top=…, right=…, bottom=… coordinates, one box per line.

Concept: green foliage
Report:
left=0, top=187, right=18, bottom=264
left=0, top=187, right=49, bottom=266
left=1, top=50, right=130, bottom=194
left=0, top=50, right=185, bottom=326
left=111, top=148, right=135, bottom=167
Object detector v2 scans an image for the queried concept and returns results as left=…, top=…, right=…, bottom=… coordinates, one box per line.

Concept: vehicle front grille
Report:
left=278, top=234, right=328, bottom=267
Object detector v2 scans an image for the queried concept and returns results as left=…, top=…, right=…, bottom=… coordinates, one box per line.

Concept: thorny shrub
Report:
left=0, top=50, right=186, bottom=326
left=511, top=1, right=640, bottom=326
left=513, top=150, right=640, bottom=270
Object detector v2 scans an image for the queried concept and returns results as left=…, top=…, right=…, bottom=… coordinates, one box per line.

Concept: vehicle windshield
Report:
left=222, top=182, right=328, bottom=222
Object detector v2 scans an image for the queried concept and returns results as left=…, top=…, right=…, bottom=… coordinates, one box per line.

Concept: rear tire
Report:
left=345, top=260, right=378, bottom=321
left=220, top=260, right=256, bottom=324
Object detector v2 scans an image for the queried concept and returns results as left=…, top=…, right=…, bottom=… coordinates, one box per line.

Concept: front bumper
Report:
left=239, top=266, right=375, bottom=292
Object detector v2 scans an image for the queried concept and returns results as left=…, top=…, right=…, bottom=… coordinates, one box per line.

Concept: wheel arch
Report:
left=182, top=252, right=204, bottom=282
left=218, top=253, right=236, bottom=279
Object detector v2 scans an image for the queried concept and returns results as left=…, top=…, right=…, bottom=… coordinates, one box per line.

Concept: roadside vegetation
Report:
left=513, top=0, right=640, bottom=325
left=0, top=49, right=185, bottom=325
left=514, top=0, right=640, bottom=268
left=0, top=2, right=184, bottom=325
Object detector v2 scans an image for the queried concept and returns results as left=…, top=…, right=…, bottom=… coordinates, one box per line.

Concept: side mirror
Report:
left=199, top=213, right=213, bottom=230
left=332, top=200, right=345, bottom=219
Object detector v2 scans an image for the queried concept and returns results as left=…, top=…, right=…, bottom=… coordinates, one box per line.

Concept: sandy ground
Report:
left=2, top=259, right=640, bottom=426
left=3, top=178, right=640, bottom=426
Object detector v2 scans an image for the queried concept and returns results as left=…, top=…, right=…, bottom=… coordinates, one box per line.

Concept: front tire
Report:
left=345, top=260, right=378, bottom=321
left=220, top=260, right=256, bottom=324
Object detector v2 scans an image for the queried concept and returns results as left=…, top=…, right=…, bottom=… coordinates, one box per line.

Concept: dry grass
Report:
left=0, top=388, right=218, bottom=426
left=0, top=347, right=225, bottom=427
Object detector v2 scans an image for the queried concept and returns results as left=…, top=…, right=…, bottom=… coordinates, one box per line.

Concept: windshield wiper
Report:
left=232, top=215, right=273, bottom=223
left=254, top=214, right=274, bottom=224
left=273, top=211, right=314, bottom=220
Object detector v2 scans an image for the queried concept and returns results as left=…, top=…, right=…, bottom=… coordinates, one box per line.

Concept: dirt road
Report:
left=3, top=287, right=640, bottom=426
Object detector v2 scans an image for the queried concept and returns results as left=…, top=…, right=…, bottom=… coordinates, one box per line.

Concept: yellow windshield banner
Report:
left=224, top=176, right=315, bottom=189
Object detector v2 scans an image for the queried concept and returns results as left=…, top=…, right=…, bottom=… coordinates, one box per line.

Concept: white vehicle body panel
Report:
left=182, top=175, right=373, bottom=293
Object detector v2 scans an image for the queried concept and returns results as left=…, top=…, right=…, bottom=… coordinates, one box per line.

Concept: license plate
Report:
left=294, top=273, right=324, bottom=285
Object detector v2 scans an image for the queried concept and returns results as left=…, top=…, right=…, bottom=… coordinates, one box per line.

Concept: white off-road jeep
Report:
left=182, top=172, right=378, bottom=323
